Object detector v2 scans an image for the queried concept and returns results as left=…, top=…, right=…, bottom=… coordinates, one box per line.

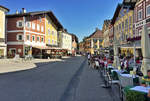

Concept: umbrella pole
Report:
left=134, top=42, right=136, bottom=67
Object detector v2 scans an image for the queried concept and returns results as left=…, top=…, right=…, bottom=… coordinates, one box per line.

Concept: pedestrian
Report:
left=87, top=53, right=91, bottom=65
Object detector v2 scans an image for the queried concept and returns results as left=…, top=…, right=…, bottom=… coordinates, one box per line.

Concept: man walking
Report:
left=88, top=53, right=91, bottom=65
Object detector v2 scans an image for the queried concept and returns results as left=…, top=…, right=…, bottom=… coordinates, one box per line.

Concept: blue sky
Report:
left=1, top=0, right=122, bottom=41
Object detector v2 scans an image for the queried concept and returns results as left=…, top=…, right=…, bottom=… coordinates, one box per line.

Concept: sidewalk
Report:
left=0, top=58, right=62, bottom=74
left=75, top=61, right=121, bottom=101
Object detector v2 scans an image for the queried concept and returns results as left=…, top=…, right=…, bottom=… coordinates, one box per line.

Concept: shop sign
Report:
left=135, top=20, right=146, bottom=28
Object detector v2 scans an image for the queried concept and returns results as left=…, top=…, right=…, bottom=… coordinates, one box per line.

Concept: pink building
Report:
left=134, top=0, right=150, bottom=56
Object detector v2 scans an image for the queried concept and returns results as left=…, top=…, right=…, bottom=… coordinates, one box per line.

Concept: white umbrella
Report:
left=141, top=25, right=150, bottom=75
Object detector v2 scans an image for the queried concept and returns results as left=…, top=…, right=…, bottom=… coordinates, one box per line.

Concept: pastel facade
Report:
left=71, top=34, right=78, bottom=56
left=45, top=15, right=58, bottom=47
left=109, top=25, right=114, bottom=47
left=134, top=0, right=150, bottom=44
left=131, top=0, right=150, bottom=57
left=0, top=6, right=9, bottom=57
left=112, top=2, right=136, bottom=56
left=102, top=20, right=111, bottom=48
left=79, top=41, right=84, bottom=54
left=7, top=11, right=45, bottom=58
left=61, top=32, right=72, bottom=54
left=6, top=10, right=63, bottom=58
left=84, top=28, right=103, bottom=55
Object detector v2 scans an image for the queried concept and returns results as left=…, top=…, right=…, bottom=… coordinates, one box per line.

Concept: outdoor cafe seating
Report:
left=99, top=62, right=147, bottom=101
left=110, top=65, right=150, bottom=101
left=96, top=56, right=150, bottom=101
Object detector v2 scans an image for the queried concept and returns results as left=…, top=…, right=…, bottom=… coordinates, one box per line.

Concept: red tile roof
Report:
left=6, top=11, right=63, bottom=30
left=88, top=28, right=103, bottom=39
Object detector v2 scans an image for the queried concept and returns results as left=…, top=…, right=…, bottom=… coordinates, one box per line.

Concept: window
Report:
left=17, top=34, right=23, bottom=41
left=37, top=36, right=40, bottom=42
left=32, top=36, right=35, bottom=42
left=135, top=29, right=138, bottom=37
left=129, top=16, right=132, bottom=29
left=52, top=31, right=54, bottom=35
left=122, top=21, right=124, bottom=31
left=138, top=10, right=142, bottom=21
left=139, top=30, right=142, bottom=36
left=48, top=28, right=51, bottom=35
left=32, top=22, right=35, bottom=30
left=26, top=22, right=31, bottom=28
left=48, top=21, right=51, bottom=25
left=9, top=48, right=16, bottom=55
left=41, top=37, right=44, bottom=43
left=147, top=27, right=150, bottom=34
left=37, top=24, right=40, bottom=31
left=39, top=17, right=42, bottom=22
left=41, top=26, right=44, bottom=32
left=94, top=45, right=97, bottom=49
left=93, top=39, right=97, bottom=43
left=125, top=19, right=128, bottom=31
left=26, top=35, right=30, bottom=41
left=147, top=5, right=150, bottom=16
left=119, top=24, right=121, bottom=32
left=17, top=20, right=24, bottom=28
left=48, top=39, right=50, bottom=44
left=126, top=34, right=128, bottom=40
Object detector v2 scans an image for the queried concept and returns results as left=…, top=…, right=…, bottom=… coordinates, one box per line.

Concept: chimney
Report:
left=22, top=8, right=26, bottom=13
left=96, top=27, right=99, bottom=31
left=64, top=29, right=67, bottom=32
left=16, top=10, right=19, bottom=14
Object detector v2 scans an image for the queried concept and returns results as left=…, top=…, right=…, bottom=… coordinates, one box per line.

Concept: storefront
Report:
left=0, top=46, right=6, bottom=58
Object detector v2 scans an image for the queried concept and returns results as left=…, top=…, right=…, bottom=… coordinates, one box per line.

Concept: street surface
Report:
left=0, top=56, right=120, bottom=101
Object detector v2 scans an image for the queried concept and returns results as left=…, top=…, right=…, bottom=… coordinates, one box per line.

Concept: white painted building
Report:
left=0, top=6, right=9, bottom=58
left=61, top=32, right=72, bottom=54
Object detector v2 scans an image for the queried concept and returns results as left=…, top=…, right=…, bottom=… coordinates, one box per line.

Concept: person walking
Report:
left=87, top=53, right=91, bottom=65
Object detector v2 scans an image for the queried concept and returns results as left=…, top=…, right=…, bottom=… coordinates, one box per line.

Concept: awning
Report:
left=121, top=46, right=141, bottom=49
left=32, top=46, right=46, bottom=50
left=45, top=47, right=63, bottom=50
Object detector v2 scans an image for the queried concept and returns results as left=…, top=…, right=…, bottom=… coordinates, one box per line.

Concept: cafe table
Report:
left=123, top=86, right=150, bottom=101
left=119, top=73, right=139, bottom=88
left=111, top=69, right=125, bottom=80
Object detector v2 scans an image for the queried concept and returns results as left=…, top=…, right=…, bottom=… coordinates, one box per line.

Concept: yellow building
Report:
left=0, top=6, right=9, bottom=57
left=112, top=3, right=135, bottom=56
left=84, top=28, right=103, bottom=55
left=45, top=14, right=58, bottom=47
left=102, top=20, right=111, bottom=48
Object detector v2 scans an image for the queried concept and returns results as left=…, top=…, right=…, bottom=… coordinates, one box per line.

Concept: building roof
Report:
left=88, top=28, right=103, bottom=39
left=123, top=0, right=138, bottom=4
left=123, top=0, right=137, bottom=9
left=6, top=10, right=63, bottom=30
left=70, top=33, right=79, bottom=43
left=111, top=3, right=122, bottom=25
left=104, top=20, right=111, bottom=27
left=0, top=5, right=9, bottom=12
left=102, top=19, right=111, bottom=33
left=111, top=1, right=136, bottom=25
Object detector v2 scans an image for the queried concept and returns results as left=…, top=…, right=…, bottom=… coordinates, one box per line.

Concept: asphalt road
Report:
left=0, top=56, right=120, bottom=101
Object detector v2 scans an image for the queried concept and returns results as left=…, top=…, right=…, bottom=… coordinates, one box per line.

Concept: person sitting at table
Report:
left=141, top=70, right=150, bottom=87
left=136, top=57, right=140, bottom=64
left=107, top=58, right=113, bottom=64
left=124, top=57, right=129, bottom=72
